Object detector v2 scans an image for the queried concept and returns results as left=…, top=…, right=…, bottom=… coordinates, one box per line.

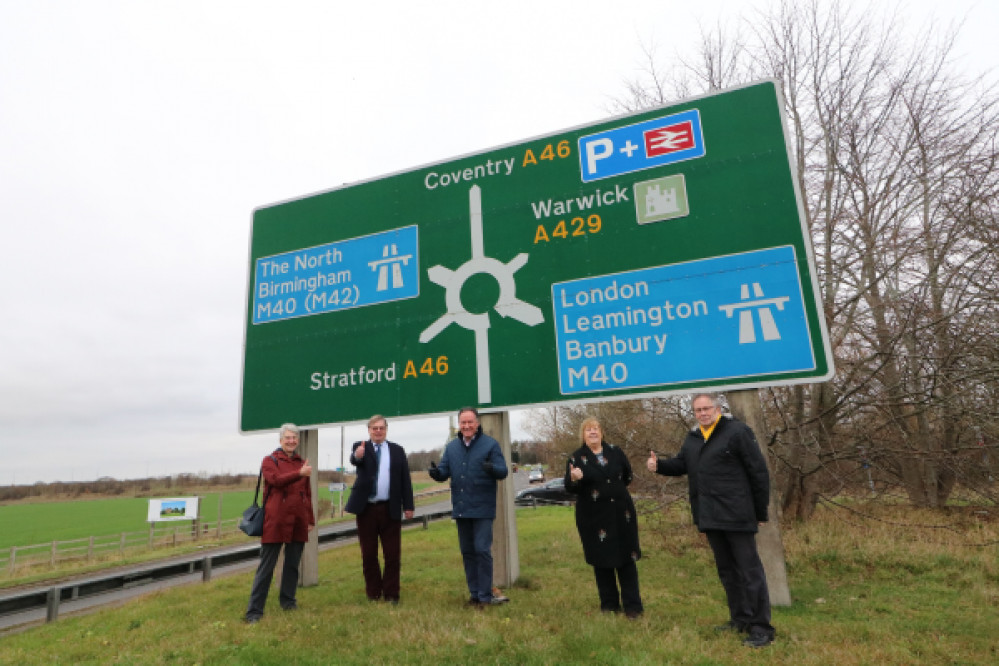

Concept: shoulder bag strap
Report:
left=260, top=454, right=280, bottom=505
left=252, top=466, right=263, bottom=504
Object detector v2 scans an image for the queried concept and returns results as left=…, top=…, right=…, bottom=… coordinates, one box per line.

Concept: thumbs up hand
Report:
left=300, top=458, right=313, bottom=477
left=568, top=462, right=583, bottom=482
left=355, top=441, right=365, bottom=458
left=646, top=450, right=658, bottom=473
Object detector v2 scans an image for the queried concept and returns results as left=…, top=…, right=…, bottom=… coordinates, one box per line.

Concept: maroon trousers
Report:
left=356, top=502, right=402, bottom=601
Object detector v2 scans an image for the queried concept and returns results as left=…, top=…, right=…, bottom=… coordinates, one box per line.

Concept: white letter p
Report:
left=584, top=138, right=613, bottom=175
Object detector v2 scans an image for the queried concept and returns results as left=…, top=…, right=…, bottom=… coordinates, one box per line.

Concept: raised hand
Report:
left=568, top=462, right=583, bottom=482
left=354, top=440, right=365, bottom=458
left=646, top=450, right=658, bottom=472
left=300, top=458, right=313, bottom=477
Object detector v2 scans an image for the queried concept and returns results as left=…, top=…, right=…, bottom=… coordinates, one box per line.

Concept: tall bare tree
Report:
left=599, top=0, right=999, bottom=515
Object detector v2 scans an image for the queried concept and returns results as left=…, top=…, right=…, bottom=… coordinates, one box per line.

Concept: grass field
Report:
left=1, top=502, right=996, bottom=664
left=0, top=482, right=440, bottom=550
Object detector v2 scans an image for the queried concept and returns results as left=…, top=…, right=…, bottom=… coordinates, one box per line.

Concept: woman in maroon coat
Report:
left=244, top=423, right=314, bottom=623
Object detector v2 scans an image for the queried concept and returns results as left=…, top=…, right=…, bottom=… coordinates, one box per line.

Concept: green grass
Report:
left=0, top=483, right=441, bottom=549
left=0, top=483, right=444, bottom=589
left=0, top=493, right=255, bottom=548
left=2, top=504, right=996, bottom=664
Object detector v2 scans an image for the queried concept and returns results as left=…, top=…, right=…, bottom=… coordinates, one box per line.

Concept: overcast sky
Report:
left=1, top=0, right=995, bottom=485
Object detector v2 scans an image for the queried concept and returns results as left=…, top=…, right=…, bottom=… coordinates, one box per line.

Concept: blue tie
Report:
left=369, top=444, right=382, bottom=501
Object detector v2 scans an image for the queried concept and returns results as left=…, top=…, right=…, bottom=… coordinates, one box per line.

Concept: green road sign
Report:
left=241, top=80, right=833, bottom=432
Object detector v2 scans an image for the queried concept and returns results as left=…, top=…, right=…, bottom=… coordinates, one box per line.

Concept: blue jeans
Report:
left=455, top=518, right=494, bottom=602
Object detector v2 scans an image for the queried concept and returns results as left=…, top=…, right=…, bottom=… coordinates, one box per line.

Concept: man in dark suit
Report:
left=345, top=415, right=415, bottom=603
left=648, top=393, right=775, bottom=648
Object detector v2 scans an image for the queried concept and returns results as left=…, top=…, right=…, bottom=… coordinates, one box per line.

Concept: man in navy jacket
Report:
left=648, top=393, right=776, bottom=648
left=428, top=407, right=509, bottom=606
left=346, top=415, right=414, bottom=603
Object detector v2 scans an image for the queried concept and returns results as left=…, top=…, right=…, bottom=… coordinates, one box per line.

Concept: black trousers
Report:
left=593, top=560, right=643, bottom=613
left=245, top=541, right=305, bottom=620
left=704, top=530, right=774, bottom=636
left=356, top=501, right=402, bottom=601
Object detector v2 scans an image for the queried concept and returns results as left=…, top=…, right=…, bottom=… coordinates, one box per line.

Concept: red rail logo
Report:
left=644, top=121, right=695, bottom=157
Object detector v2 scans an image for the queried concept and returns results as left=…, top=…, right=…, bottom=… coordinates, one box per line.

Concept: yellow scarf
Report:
left=699, top=413, right=722, bottom=441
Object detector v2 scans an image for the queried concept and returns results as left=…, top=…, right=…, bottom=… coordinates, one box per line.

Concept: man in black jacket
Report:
left=345, top=415, right=414, bottom=603
left=647, top=393, right=775, bottom=648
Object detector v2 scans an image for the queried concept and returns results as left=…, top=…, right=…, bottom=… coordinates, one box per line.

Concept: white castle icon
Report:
left=645, top=184, right=679, bottom=216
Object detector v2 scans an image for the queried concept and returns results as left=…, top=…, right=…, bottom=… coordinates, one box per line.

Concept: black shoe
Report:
left=624, top=610, right=643, bottom=620
left=281, top=603, right=298, bottom=611
left=466, top=597, right=482, bottom=608
left=385, top=597, right=399, bottom=605
left=744, top=631, right=774, bottom=648
left=244, top=615, right=261, bottom=624
left=714, top=620, right=747, bottom=633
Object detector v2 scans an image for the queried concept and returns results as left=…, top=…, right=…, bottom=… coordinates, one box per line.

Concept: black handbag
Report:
left=239, top=458, right=273, bottom=537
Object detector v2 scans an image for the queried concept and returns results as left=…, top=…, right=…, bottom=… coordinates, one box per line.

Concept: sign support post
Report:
left=299, top=428, right=319, bottom=587
left=482, top=411, right=519, bottom=587
left=728, top=389, right=791, bottom=605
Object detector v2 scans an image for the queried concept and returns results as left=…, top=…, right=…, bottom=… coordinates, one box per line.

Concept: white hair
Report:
left=690, top=392, right=720, bottom=405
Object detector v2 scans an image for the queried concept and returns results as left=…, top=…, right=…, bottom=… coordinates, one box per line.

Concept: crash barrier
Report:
left=516, top=497, right=574, bottom=508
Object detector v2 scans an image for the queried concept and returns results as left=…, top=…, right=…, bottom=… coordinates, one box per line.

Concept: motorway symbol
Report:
left=719, top=283, right=790, bottom=344
left=369, top=244, right=413, bottom=292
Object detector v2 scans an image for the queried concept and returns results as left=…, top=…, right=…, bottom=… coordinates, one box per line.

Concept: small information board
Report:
left=147, top=497, right=199, bottom=522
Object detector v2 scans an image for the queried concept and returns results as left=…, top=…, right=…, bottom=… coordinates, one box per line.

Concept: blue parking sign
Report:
left=578, top=109, right=705, bottom=182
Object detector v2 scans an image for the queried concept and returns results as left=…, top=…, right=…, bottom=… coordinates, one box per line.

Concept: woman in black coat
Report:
left=564, top=417, right=643, bottom=618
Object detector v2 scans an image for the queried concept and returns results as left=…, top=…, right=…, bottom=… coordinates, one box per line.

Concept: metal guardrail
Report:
left=0, top=508, right=453, bottom=627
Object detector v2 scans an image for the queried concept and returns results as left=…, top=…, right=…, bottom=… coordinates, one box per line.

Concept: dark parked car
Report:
left=515, top=478, right=575, bottom=505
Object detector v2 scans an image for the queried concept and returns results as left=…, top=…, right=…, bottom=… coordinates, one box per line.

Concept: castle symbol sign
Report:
left=241, top=80, right=833, bottom=432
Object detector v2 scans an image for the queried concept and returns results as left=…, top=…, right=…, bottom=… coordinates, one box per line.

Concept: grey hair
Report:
left=690, top=393, right=722, bottom=407
left=278, top=423, right=300, bottom=439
